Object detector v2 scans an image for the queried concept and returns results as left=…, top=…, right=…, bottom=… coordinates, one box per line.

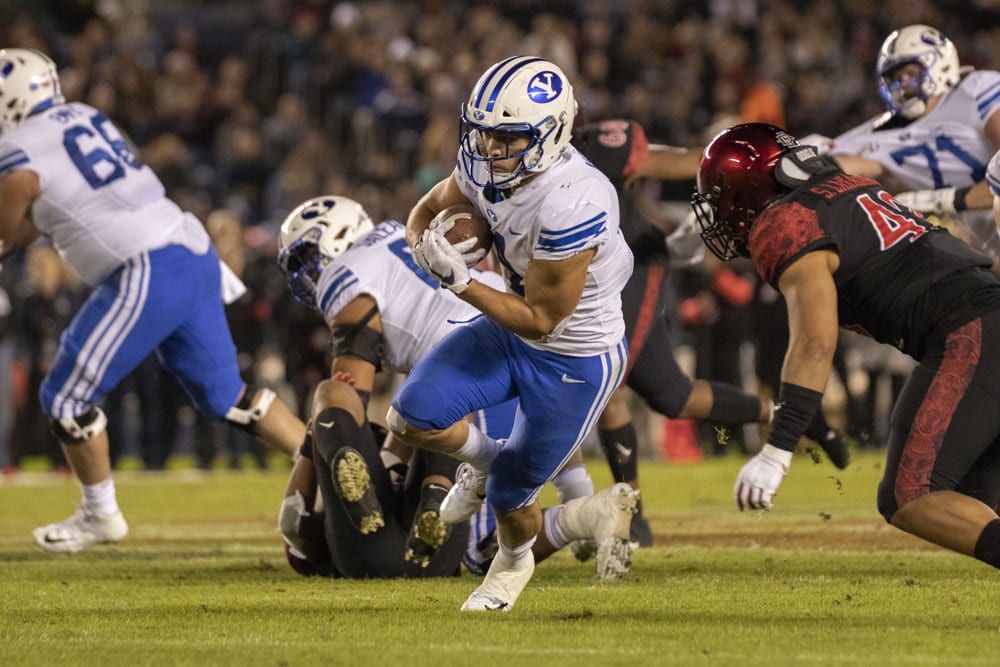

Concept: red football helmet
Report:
left=692, top=123, right=799, bottom=260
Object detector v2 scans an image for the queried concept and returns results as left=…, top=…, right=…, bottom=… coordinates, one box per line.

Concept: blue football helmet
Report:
left=459, top=56, right=576, bottom=191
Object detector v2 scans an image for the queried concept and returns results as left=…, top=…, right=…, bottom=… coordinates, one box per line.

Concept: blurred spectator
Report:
left=10, top=247, right=84, bottom=472
left=2, top=0, right=994, bottom=464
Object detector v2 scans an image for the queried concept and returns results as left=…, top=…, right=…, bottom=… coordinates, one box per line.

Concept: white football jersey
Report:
left=315, top=220, right=504, bottom=374
left=830, top=70, right=1000, bottom=249
left=455, top=144, right=632, bottom=356
left=0, top=102, right=208, bottom=285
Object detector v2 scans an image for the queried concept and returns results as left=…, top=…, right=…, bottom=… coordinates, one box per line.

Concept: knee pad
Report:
left=225, top=385, right=276, bottom=435
left=50, top=406, right=107, bottom=445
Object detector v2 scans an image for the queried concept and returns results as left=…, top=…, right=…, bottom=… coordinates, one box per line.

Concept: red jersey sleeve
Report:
left=749, top=201, right=832, bottom=285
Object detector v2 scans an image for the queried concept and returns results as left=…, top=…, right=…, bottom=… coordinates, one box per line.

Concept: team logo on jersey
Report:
left=485, top=208, right=498, bottom=222
left=527, top=71, right=562, bottom=103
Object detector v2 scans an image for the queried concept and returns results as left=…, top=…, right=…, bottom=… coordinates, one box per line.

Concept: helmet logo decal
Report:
left=473, top=110, right=485, bottom=121
left=527, top=71, right=562, bottom=103
left=301, top=198, right=335, bottom=219
left=920, top=28, right=946, bottom=46
left=775, top=131, right=798, bottom=148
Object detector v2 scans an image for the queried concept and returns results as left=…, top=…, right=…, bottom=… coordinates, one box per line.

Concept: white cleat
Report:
left=440, top=463, right=487, bottom=524
left=33, top=507, right=129, bottom=554
left=460, top=551, right=535, bottom=612
left=559, top=482, right=639, bottom=581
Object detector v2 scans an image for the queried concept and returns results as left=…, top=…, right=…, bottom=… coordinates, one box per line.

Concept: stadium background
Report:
left=1, top=0, right=996, bottom=471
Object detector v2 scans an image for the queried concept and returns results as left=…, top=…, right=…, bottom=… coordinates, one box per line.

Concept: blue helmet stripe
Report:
left=482, top=57, right=546, bottom=113
left=472, top=55, right=523, bottom=109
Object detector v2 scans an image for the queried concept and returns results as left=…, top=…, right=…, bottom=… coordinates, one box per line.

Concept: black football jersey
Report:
left=749, top=157, right=1000, bottom=358
left=574, top=120, right=669, bottom=265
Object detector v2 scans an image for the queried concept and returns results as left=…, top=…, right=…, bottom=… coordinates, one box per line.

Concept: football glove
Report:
left=430, top=216, right=489, bottom=267
left=413, top=228, right=472, bottom=294
left=278, top=491, right=310, bottom=555
left=734, top=444, right=793, bottom=511
left=665, top=211, right=705, bottom=268
left=798, top=133, right=834, bottom=156
left=894, top=187, right=967, bottom=217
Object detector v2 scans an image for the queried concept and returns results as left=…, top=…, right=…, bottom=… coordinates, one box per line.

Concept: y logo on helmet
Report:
left=527, top=71, right=562, bottom=103
left=919, top=28, right=946, bottom=46
left=302, top=198, right=336, bottom=220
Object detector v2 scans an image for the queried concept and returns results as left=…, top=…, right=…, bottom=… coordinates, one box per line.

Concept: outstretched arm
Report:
left=734, top=250, right=840, bottom=511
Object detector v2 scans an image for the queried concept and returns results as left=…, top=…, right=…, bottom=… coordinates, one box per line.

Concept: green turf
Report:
left=1, top=449, right=998, bottom=666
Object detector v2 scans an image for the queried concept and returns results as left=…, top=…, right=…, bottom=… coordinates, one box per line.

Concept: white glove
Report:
left=798, top=133, right=834, bottom=156
left=666, top=211, right=706, bottom=267
left=413, top=229, right=472, bottom=294
left=430, top=216, right=489, bottom=267
left=734, top=444, right=793, bottom=511
left=278, top=491, right=310, bottom=555
left=894, top=188, right=958, bottom=216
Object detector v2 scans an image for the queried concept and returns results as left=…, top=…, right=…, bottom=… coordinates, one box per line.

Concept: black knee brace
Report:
left=50, top=406, right=107, bottom=445
left=225, top=384, right=276, bottom=435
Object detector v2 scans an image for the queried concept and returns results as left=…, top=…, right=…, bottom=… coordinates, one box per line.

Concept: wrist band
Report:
left=954, top=186, right=971, bottom=212
left=768, top=382, right=823, bottom=452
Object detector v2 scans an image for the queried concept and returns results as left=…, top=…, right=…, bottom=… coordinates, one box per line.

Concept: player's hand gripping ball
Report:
left=429, top=204, right=493, bottom=267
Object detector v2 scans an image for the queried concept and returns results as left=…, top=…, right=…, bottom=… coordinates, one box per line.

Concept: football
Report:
left=430, top=204, right=493, bottom=267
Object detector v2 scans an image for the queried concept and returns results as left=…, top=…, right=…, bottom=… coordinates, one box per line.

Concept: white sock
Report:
left=552, top=464, right=594, bottom=503
left=497, top=535, right=536, bottom=569
left=81, top=478, right=119, bottom=516
left=452, top=424, right=501, bottom=471
left=543, top=506, right=569, bottom=550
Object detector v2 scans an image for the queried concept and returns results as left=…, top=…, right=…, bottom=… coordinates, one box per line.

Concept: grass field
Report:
left=1, top=448, right=998, bottom=666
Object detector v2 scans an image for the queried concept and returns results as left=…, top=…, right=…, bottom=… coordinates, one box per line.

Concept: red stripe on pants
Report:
left=895, top=318, right=981, bottom=507
left=625, top=265, right=664, bottom=378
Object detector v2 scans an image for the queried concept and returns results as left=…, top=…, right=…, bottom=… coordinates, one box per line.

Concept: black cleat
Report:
left=803, top=412, right=851, bottom=470
left=806, top=428, right=850, bottom=470
left=332, top=447, right=385, bottom=534
left=629, top=513, right=654, bottom=548
left=405, top=484, right=452, bottom=567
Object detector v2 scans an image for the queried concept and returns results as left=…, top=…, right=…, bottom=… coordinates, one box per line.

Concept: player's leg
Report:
left=307, top=378, right=418, bottom=577
left=155, top=247, right=307, bottom=459
left=388, top=318, right=515, bottom=478
left=33, top=252, right=197, bottom=552
left=463, top=339, right=630, bottom=610
left=877, top=316, right=1000, bottom=566
left=401, top=447, right=470, bottom=574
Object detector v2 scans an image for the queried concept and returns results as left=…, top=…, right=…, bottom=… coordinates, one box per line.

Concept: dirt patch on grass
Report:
left=649, top=515, right=937, bottom=552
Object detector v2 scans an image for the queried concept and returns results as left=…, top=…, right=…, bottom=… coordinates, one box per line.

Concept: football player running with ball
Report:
left=387, top=56, right=638, bottom=611
left=693, top=123, right=1000, bottom=572
left=276, top=195, right=635, bottom=580
left=0, top=48, right=308, bottom=553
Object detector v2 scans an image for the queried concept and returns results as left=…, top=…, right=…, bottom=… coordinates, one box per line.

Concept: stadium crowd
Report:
left=1, top=0, right=996, bottom=471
